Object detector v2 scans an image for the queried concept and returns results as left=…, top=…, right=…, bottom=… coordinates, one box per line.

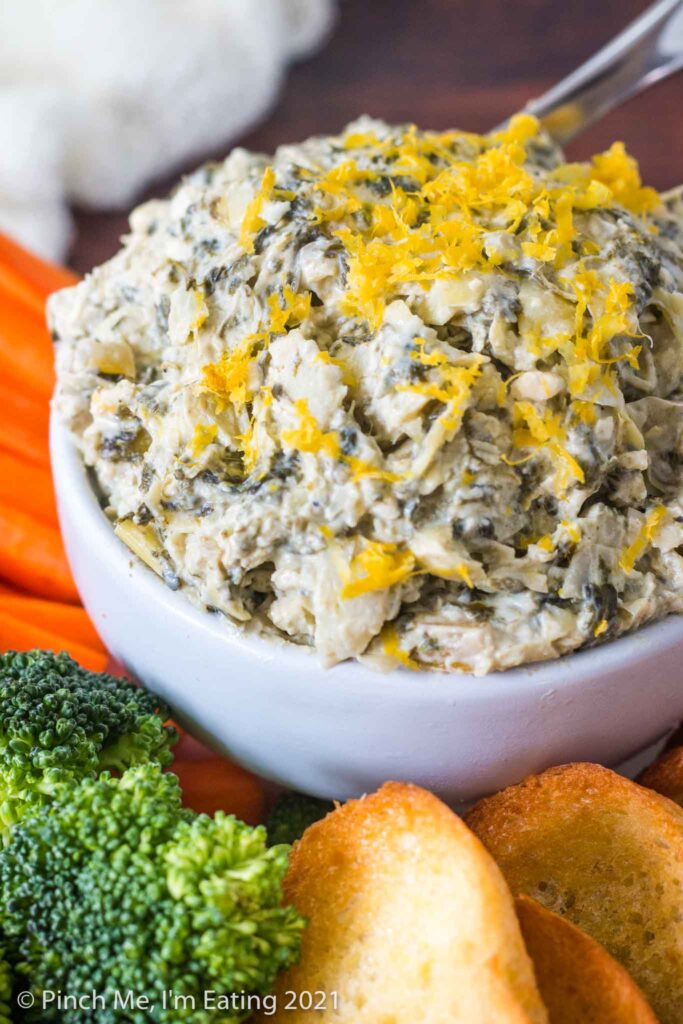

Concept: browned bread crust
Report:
left=639, top=745, right=683, bottom=807
left=516, top=895, right=658, bottom=1024
left=259, top=781, right=547, bottom=1023
left=466, top=763, right=683, bottom=1024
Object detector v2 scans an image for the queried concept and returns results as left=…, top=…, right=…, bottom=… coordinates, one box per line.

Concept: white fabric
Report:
left=0, top=0, right=334, bottom=259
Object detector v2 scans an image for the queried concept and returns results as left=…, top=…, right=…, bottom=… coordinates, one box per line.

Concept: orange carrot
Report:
left=0, top=580, right=33, bottom=598
left=0, top=609, right=106, bottom=672
left=0, top=417, right=49, bottom=470
left=0, top=450, right=57, bottom=526
left=0, top=595, right=104, bottom=651
left=0, top=261, right=46, bottom=319
left=0, top=293, right=54, bottom=399
left=175, top=731, right=218, bottom=763
left=173, top=757, right=267, bottom=826
left=0, top=377, right=50, bottom=467
left=0, top=232, right=78, bottom=298
left=104, top=656, right=128, bottom=677
left=0, top=504, right=79, bottom=603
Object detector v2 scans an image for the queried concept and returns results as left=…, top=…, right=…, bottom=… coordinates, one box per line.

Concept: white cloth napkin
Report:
left=0, top=0, right=335, bottom=259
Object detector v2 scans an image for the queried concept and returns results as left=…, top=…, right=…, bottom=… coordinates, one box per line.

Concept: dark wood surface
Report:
left=70, top=0, right=682, bottom=274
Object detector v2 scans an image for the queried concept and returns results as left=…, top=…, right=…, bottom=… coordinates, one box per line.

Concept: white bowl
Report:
left=50, top=415, right=683, bottom=803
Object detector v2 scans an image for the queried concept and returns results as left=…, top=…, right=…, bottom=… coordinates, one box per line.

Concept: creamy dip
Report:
left=51, top=115, right=683, bottom=673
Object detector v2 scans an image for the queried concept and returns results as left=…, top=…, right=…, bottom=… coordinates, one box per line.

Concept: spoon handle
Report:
left=525, top=0, right=683, bottom=145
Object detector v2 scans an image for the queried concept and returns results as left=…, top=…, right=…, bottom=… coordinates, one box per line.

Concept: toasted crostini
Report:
left=467, top=763, right=683, bottom=1024
left=259, top=781, right=547, bottom=1024
left=516, top=895, right=657, bottom=1024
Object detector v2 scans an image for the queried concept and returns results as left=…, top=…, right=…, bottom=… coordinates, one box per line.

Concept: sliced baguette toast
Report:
left=260, top=781, right=547, bottom=1024
left=467, top=763, right=683, bottom=1024
left=516, top=895, right=658, bottom=1024
left=639, top=745, right=683, bottom=807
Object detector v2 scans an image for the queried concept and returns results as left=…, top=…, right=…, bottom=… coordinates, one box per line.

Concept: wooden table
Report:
left=70, top=0, right=682, bottom=274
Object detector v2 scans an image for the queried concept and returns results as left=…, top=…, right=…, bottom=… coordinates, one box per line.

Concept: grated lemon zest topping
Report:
left=314, top=350, right=357, bottom=387
left=381, top=624, right=418, bottom=669
left=227, top=117, right=661, bottom=501
left=240, top=167, right=275, bottom=251
left=506, top=401, right=585, bottom=494
left=590, top=142, right=660, bottom=215
left=281, top=401, right=398, bottom=482
left=202, top=333, right=265, bottom=411
left=619, top=506, right=667, bottom=574
left=399, top=357, right=484, bottom=437
left=268, top=287, right=312, bottom=333
left=281, top=400, right=341, bottom=460
left=341, top=541, right=416, bottom=600
left=190, top=423, right=217, bottom=458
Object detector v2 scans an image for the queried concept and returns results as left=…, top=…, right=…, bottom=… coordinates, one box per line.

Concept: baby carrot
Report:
left=0, top=504, right=79, bottom=604
left=0, top=232, right=78, bottom=298
left=0, top=609, right=106, bottom=672
left=0, top=450, right=58, bottom=526
left=0, top=293, right=54, bottom=399
left=0, top=378, right=50, bottom=467
left=174, top=756, right=267, bottom=826
left=0, top=261, right=46, bottom=320
left=0, top=596, right=104, bottom=651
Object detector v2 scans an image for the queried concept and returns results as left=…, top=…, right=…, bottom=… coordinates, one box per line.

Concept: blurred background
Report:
left=9, top=0, right=679, bottom=273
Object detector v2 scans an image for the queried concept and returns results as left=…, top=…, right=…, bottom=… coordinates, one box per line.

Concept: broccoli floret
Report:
left=267, top=791, right=335, bottom=846
left=0, top=950, right=11, bottom=1024
left=0, top=764, right=304, bottom=1023
left=0, top=650, right=176, bottom=838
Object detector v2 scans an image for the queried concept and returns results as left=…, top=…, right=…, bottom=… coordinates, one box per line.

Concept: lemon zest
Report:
left=619, top=506, right=667, bottom=574
left=190, top=423, right=217, bottom=458
left=268, top=287, right=312, bottom=333
left=341, top=541, right=415, bottom=600
left=381, top=624, right=418, bottom=669
left=240, top=166, right=276, bottom=251
left=281, top=400, right=341, bottom=460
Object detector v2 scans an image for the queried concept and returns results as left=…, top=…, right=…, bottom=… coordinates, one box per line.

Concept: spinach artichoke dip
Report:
left=51, top=114, right=683, bottom=673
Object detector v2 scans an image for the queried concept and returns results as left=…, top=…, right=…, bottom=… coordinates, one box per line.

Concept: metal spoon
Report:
left=522, top=0, right=683, bottom=145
